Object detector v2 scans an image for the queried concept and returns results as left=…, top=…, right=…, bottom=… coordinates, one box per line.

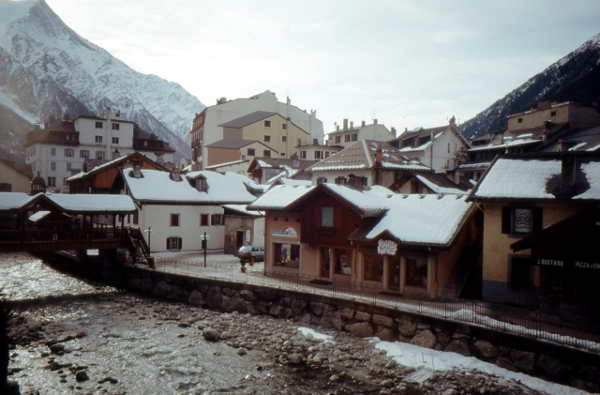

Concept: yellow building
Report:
left=219, top=111, right=313, bottom=159
left=0, top=157, right=31, bottom=192
left=470, top=153, right=600, bottom=306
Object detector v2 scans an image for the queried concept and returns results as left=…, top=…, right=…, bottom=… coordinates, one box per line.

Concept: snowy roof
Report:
left=123, top=169, right=256, bottom=204
left=248, top=184, right=316, bottom=210
left=224, top=204, right=264, bottom=217
left=308, top=140, right=426, bottom=172
left=468, top=138, right=542, bottom=152
left=45, top=193, right=136, bottom=213
left=415, top=175, right=467, bottom=195
left=205, top=159, right=249, bottom=170
left=28, top=210, right=51, bottom=223
left=471, top=156, right=600, bottom=201
left=269, top=178, right=313, bottom=189
left=0, top=192, right=40, bottom=211
left=365, top=195, right=473, bottom=246
left=66, top=152, right=165, bottom=182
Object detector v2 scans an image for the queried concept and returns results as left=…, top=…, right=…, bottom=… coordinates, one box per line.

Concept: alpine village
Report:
left=1, top=1, right=600, bottom=394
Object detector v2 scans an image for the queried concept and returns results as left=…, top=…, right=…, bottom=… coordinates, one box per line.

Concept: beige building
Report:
left=326, top=119, right=395, bottom=148
left=219, top=111, right=312, bottom=160
left=506, top=101, right=600, bottom=132
left=297, top=143, right=342, bottom=161
left=0, top=157, right=31, bottom=192
left=205, top=139, right=278, bottom=166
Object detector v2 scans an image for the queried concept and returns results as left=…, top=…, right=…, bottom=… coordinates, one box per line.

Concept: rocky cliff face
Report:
left=460, top=33, right=600, bottom=139
left=0, top=0, right=204, bottom=159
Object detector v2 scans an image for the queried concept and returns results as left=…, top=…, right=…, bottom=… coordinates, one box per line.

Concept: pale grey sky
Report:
left=46, top=0, right=600, bottom=134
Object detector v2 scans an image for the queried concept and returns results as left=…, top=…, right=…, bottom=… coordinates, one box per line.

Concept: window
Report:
left=315, top=151, right=322, bottom=159
left=132, top=211, right=138, bottom=225
left=344, top=134, right=350, bottom=142
left=170, top=213, right=180, bottom=227
left=301, top=151, right=307, bottom=159
left=65, top=148, right=74, bottom=157
left=264, top=120, right=271, bottom=127
left=334, top=249, right=351, bottom=275
left=320, top=247, right=330, bottom=278
left=211, top=214, right=224, bottom=225
left=313, top=138, right=318, bottom=145
left=317, top=177, right=327, bottom=184
left=502, top=207, right=542, bottom=235
left=95, top=136, right=103, bottom=144
left=50, top=161, right=56, bottom=171
left=66, top=162, right=72, bottom=171
left=274, top=243, right=300, bottom=267
left=406, top=258, right=427, bottom=288
left=80, top=150, right=89, bottom=159
left=321, top=206, right=334, bottom=227
left=281, top=135, right=287, bottom=142
left=364, top=253, right=383, bottom=282
left=448, top=143, right=450, bottom=153
left=264, top=135, right=271, bottom=142
left=166, top=236, right=182, bottom=250
left=112, top=122, right=120, bottom=130
left=47, top=177, right=56, bottom=187
left=335, top=136, right=341, bottom=144
left=334, top=176, right=346, bottom=185
left=200, top=214, right=209, bottom=226
left=112, top=137, right=119, bottom=144
left=263, top=150, right=271, bottom=158
left=50, top=147, right=56, bottom=156
left=96, top=151, right=105, bottom=160
left=517, top=118, right=523, bottom=123
left=325, top=152, right=330, bottom=158
left=0, top=183, right=11, bottom=192
left=297, top=138, right=301, bottom=146
left=247, top=148, right=255, bottom=156
left=351, top=134, right=357, bottom=141
left=550, top=111, right=557, bottom=117
left=95, top=121, right=103, bottom=128
left=282, top=123, right=288, bottom=129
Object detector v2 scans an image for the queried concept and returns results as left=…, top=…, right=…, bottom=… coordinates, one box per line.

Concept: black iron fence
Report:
left=151, top=256, right=600, bottom=353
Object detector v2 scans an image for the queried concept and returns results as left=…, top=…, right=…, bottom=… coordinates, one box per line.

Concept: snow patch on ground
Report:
left=373, top=338, right=587, bottom=395
left=297, top=327, right=335, bottom=344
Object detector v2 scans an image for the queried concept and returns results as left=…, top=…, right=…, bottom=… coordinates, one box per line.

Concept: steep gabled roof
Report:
left=219, top=111, right=278, bottom=128
left=66, top=152, right=167, bottom=182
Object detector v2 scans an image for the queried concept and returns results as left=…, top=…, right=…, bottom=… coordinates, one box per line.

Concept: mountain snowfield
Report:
left=460, top=33, right=600, bottom=139
left=0, top=0, right=204, bottom=158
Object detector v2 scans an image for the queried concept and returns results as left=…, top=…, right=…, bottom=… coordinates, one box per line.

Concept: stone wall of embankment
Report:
left=107, top=263, right=600, bottom=392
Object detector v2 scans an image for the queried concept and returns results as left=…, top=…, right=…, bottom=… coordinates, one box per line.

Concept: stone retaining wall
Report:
left=115, top=264, right=599, bottom=392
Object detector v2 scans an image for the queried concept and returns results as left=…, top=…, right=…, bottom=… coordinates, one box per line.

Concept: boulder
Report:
left=372, top=314, right=394, bottom=328
left=287, top=352, right=304, bottom=365
left=397, top=318, right=417, bottom=338
left=375, top=327, right=395, bottom=341
left=473, top=340, right=498, bottom=359
left=188, top=290, right=204, bottom=306
left=239, top=289, right=256, bottom=301
left=509, top=350, right=535, bottom=373
left=347, top=322, right=374, bottom=338
left=202, top=328, right=220, bottom=342
left=410, top=329, right=437, bottom=349
left=206, top=287, right=222, bottom=308
left=340, top=308, right=355, bottom=320
left=310, top=302, right=328, bottom=317
left=444, top=339, right=471, bottom=356
left=355, top=311, right=371, bottom=322
left=290, top=299, right=307, bottom=315
left=154, top=281, right=172, bottom=298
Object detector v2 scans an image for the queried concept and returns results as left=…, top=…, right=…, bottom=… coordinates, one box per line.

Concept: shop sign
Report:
left=272, top=227, right=297, bottom=238
left=537, top=259, right=564, bottom=268
left=575, top=261, right=600, bottom=270
left=377, top=239, right=397, bottom=256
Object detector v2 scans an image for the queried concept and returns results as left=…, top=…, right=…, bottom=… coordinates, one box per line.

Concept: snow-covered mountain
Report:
left=460, top=33, right=600, bottom=139
left=0, top=0, right=204, bottom=158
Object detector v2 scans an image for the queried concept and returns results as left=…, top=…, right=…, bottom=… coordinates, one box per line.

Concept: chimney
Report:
left=361, top=120, right=366, bottom=127
left=343, top=119, right=348, bottom=130
left=375, top=144, right=383, bottom=166
left=350, top=121, right=354, bottom=129
left=373, top=118, right=378, bottom=125
left=169, top=167, right=182, bottom=182
left=191, top=160, right=200, bottom=171
left=391, top=127, right=397, bottom=137
left=449, top=115, right=456, bottom=127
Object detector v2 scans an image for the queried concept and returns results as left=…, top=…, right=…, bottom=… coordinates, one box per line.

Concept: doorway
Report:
left=388, top=257, right=401, bottom=291
left=236, top=231, right=245, bottom=249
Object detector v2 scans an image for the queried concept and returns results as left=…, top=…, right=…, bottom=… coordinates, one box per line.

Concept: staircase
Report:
left=125, top=228, right=154, bottom=268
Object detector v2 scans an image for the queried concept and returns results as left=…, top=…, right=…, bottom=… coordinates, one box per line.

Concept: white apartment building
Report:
left=190, top=90, right=324, bottom=168
left=325, top=119, right=395, bottom=148
left=25, top=112, right=175, bottom=192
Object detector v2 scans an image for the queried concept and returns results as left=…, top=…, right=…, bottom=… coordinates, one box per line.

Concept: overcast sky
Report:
left=46, top=0, right=600, bottom=133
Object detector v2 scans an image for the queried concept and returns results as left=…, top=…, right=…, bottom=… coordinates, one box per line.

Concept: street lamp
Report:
left=144, top=226, right=152, bottom=252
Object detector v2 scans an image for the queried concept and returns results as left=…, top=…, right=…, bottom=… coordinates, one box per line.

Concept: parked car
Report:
left=237, top=245, right=264, bottom=263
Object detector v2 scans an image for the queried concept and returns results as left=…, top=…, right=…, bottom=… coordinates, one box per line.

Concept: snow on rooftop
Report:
left=0, top=192, right=39, bottom=211
left=324, top=184, right=389, bottom=216
left=125, top=169, right=256, bottom=204
left=224, top=204, right=264, bottom=217
left=397, top=141, right=432, bottom=153
left=310, top=164, right=368, bottom=171
left=576, top=161, right=600, bottom=199
left=28, top=210, right=51, bottom=222
left=415, top=175, right=465, bottom=195
left=381, top=161, right=430, bottom=171
left=205, top=159, right=248, bottom=169
left=468, top=138, right=541, bottom=152
left=248, top=184, right=316, bottom=210
left=46, top=193, right=136, bottom=213
left=365, top=195, right=472, bottom=246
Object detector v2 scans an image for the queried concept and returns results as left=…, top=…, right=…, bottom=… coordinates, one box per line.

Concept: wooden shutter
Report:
left=501, top=207, right=511, bottom=234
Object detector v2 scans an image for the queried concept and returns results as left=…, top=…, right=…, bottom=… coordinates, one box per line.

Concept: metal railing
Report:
left=151, top=256, right=600, bottom=353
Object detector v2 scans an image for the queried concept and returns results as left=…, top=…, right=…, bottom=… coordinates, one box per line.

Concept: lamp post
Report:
left=144, top=226, right=152, bottom=252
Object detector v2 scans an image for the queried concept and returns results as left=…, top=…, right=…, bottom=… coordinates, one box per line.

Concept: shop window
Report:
left=334, top=249, right=351, bottom=275
left=363, top=253, right=383, bottom=282
left=211, top=214, right=224, bottom=225
left=406, top=258, right=427, bottom=288
left=166, top=236, right=182, bottom=250
left=502, top=207, right=542, bottom=235
left=274, top=243, right=300, bottom=268
left=170, top=213, right=180, bottom=227
left=321, top=206, right=334, bottom=227
left=200, top=214, right=209, bottom=226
